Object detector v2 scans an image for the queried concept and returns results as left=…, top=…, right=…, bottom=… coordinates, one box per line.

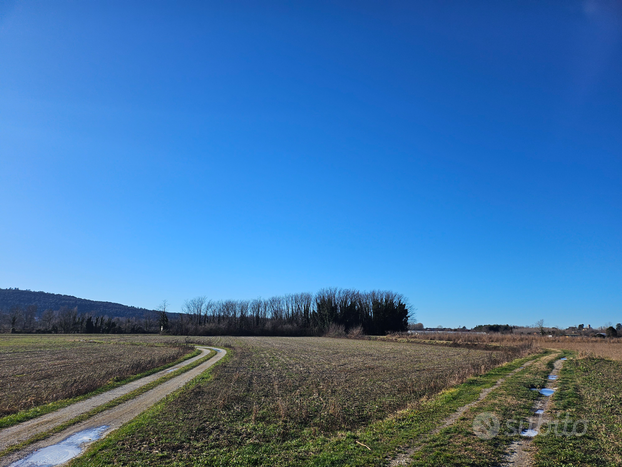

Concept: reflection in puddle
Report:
left=521, top=429, right=538, bottom=437
left=539, top=388, right=555, bottom=396
left=560, top=357, right=567, bottom=361
left=166, top=367, right=179, bottom=373
left=535, top=409, right=544, bottom=415
left=548, top=375, right=558, bottom=380
left=10, top=426, right=108, bottom=467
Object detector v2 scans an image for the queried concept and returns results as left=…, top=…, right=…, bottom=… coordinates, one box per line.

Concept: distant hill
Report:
left=0, top=288, right=157, bottom=320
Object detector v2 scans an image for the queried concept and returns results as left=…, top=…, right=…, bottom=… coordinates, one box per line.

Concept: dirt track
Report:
left=0, top=346, right=226, bottom=467
left=503, top=356, right=565, bottom=467
left=388, top=355, right=548, bottom=467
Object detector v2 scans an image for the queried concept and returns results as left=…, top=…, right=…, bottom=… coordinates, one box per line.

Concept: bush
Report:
left=324, top=323, right=346, bottom=338
left=346, top=325, right=365, bottom=339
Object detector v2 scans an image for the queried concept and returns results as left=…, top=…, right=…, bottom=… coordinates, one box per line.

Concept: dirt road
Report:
left=388, top=356, right=542, bottom=467
left=0, top=346, right=226, bottom=467
left=503, top=356, right=565, bottom=467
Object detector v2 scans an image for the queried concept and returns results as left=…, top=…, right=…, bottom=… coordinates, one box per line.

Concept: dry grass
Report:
left=75, top=336, right=538, bottom=465
left=385, top=331, right=540, bottom=357
left=390, top=332, right=622, bottom=360
left=542, top=337, right=622, bottom=360
left=534, top=356, right=622, bottom=466
left=0, top=335, right=190, bottom=416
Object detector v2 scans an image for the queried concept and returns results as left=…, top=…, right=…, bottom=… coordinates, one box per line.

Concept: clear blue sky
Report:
left=1, top=1, right=620, bottom=328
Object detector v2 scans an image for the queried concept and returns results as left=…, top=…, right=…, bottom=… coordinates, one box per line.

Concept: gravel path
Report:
left=0, top=347, right=226, bottom=467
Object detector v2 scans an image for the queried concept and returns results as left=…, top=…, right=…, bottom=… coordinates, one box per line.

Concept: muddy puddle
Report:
left=9, top=426, right=108, bottom=467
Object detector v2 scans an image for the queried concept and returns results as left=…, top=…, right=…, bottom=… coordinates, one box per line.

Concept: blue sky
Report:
left=1, top=1, right=620, bottom=328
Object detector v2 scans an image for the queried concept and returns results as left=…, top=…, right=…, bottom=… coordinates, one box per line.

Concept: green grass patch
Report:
left=400, top=351, right=559, bottom=467
left=534, top=354, right=622, bottom=467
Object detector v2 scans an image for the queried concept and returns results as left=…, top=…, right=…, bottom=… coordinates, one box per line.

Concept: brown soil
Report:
left=0, top=347, right=225, bottom=467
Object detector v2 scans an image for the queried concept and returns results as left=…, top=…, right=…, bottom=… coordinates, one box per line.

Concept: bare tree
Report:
left=183, top=296, right=207, bottom=325
left=41, top=309, right=56, bottom=332
left=23, top=305, right=37, bottom=332
left=58, top=307, right=78, bottom=333
left=9, top=306, right=24, bottom=333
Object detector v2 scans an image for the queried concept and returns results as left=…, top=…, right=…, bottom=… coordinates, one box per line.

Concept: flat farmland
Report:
left=544, top=338, right=622, bottom=360
left=0, top=335, right=191, bottom=416
left=71, top=336, right=531, bottom=466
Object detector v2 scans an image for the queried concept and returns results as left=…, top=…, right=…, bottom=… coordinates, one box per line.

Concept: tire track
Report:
left=388, top=356, right=545, bottom=467
left=502, top=356, right=565, bottom=467
left=0, top=347, right=212, bottom=452
left=0, top=347, right=226, bottom=467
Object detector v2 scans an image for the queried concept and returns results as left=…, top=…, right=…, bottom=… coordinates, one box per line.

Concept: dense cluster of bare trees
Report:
left=175, top=289, right=410, bottom=336
left=0, top=289, right=410, bottom=336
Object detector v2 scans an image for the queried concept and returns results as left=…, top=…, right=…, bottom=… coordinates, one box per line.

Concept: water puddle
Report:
left=10, top=426, right=108, bottom=467
left=539, top=388, right=555, bottom=396
left=535, top=409, right=544, bottom=415
left=166, top=367, right=179, bottom=373
left=520, top=429, right=538, bottom=437
left=548, top=375, right=558, bottom=380
left=560, top=357, right=567, bottom=361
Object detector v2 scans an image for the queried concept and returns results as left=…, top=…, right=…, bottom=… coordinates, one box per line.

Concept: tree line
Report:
left=0, top=305, right=158, bottom=334
left=176, top=289, right=410, bottom=336
left=0, top=289, right=410, bottom=336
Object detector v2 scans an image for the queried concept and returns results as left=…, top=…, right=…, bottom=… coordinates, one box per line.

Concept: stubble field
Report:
left=69, top=335, right=532, bottom=466
left=5, top=334, right=621, bottom=466
left=0, top=335, right=192, bottom=417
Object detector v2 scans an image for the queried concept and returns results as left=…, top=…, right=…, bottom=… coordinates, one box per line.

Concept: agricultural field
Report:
left=3, top=334, right=622, bottom=466
left=68, top=336, right=535, bottom=466
left=0, top=335, right=192, bottom=417
left=544, top=339, right=622, bottom=360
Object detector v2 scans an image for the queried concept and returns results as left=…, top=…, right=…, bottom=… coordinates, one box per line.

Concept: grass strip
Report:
left=394, top=351, right=565, bottom=466
left=534, top=354, right=622, bottom=467
left=0, top=349, right=216, bottom=459
left=71, top=350, right=542, bottom=466
left=0, top=347, right=200, bottom=430
left=394, top=350, right=575, bottom=467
